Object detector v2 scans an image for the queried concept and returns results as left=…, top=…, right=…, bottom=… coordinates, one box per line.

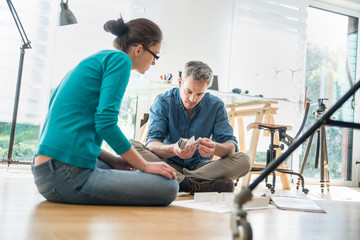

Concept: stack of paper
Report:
left=269, top=195, right=326, bottom=213
left=172, top=192, right=269, bottom=213
left=172, top=193, right=326, bottom=214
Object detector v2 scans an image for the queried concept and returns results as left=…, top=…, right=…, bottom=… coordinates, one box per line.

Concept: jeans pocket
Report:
left=33, top=168, right=54, bottom=186
left=65, top=165, right=83, bottom=180
left=41, top=188, right=65, bottom=203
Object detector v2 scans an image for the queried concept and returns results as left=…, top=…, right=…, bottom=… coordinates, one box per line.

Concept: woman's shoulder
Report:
left=85, top=50, right=131, bottom=68
left=95, top=49, right=129, bottom=59
left=81, top=50, right=128, bottom=62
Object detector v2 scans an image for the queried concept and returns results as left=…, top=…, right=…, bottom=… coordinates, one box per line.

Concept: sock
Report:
left=179, top=177, right=192, bottom=192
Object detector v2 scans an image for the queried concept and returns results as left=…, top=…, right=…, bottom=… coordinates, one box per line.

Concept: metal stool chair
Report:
left=247, top=122, right=308, bottom=194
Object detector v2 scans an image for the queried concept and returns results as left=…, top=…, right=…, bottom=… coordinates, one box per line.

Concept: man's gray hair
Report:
left=183, top=61, right=213, bottom=87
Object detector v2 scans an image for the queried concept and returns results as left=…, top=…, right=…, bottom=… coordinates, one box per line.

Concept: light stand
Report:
left=232, top=79, right=360, bottom=240
left=297, top=98, right=330, bottom=194
left=4, top=0, right=32, bottom=165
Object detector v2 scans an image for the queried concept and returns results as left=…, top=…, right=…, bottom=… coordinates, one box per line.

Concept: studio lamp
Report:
left=59, top=0, right=77, bottom=26
left=5, top=0, right=31, bottom=165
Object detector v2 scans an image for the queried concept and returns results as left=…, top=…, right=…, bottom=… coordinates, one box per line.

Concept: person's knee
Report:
left=232, top=152, right=252, bottom=174
left=129, top=139, right=145, bottom=150
left=241, top=152, right=251, bottom=171
left=162, top=179, right=179, bottom=205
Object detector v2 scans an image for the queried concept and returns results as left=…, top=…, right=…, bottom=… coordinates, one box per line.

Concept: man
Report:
left=131, top=61, right=251, bottom=193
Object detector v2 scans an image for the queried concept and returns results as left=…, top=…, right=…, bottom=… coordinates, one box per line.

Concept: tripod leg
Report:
left=320, top=126, right=325, bottom=194
left=315, top=129, right=320, bottom=169
left=297, top=132, right=315, bottom=190
left=321, top=125, right=330, bottom=192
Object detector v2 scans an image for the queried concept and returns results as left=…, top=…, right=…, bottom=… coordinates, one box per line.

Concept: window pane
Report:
left=302, top=7, right=358, bottom=181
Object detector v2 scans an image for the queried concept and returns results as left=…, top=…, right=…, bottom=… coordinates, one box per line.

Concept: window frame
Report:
left=309, top=0, right=360, bottom=187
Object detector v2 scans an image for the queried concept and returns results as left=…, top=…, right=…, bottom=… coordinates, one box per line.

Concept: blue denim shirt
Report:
left=146, top=87, right=238, bottom=169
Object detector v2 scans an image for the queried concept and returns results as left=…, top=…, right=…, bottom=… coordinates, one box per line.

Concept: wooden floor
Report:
left=1, top=164, right=360, bottom=240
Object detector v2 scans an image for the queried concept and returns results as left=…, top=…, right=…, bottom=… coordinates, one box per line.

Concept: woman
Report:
left=32, top=16, right=178, bottom=206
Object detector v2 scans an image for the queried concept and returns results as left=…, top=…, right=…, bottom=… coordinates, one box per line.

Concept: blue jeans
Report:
left=32, top=159, right=179, bottom=206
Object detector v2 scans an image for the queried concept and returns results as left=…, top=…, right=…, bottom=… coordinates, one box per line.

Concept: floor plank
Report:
left=1, top=164, right=360, bottom=240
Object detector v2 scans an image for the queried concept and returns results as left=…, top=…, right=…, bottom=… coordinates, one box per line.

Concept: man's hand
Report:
left=196, top=137, right=216, bottom=157
left=173, top=139, right=197, bottom=159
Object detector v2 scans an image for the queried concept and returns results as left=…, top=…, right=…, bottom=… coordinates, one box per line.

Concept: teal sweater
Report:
left=35, top=50, right=132, bottom=169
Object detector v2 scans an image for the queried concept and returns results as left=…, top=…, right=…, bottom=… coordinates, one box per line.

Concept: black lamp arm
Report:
left=6, top=0, right=31, bottom=50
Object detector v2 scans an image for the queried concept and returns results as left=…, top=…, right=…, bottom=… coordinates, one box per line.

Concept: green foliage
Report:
left=300, top=43, right=351, bottom=180
left=118, top=94, right=137, bottom=139
left=0, top=122, right=40, bottom=162
left=0, top=94, right=138, bottom=162
left=254, top=152, right=266, bottom=164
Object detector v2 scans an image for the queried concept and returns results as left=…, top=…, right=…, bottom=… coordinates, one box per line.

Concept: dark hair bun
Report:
left=103, top=17, right=129, bottom=36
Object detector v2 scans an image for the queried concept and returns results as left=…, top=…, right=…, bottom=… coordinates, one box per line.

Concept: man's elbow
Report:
left=146, top=140, right=161, bottom=152
left=226, top=142, right=236, bottom=153
left=146, top=141, right=155, bottom=151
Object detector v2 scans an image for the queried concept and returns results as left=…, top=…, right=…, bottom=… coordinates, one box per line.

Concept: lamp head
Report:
left=59, top=0, right=77, bottom=26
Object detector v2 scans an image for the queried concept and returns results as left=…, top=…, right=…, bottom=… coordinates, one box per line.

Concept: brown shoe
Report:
left=189, top=177, right=234, bottom=194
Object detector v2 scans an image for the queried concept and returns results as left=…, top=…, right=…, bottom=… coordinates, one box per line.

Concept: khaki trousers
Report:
left=130, top=139, right=251, bottom=183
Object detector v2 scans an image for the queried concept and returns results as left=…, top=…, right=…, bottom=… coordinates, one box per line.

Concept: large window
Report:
left=229, top=0, right=359, bottom=185
left=302, top=7, right=358, bottom=182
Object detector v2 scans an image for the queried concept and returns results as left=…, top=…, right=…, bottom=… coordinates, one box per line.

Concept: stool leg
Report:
left=271, top=171, right=276, bottom=194
left=267, top=131, right=277, bottom=193
left=265, top=149, right=270, bottom=188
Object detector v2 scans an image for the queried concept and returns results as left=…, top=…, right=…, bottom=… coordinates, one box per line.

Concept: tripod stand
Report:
left=297, top=98, right=330, bottom=194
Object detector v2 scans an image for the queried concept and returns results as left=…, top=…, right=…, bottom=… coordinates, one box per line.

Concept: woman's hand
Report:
left=121, top=147, right=176, bottom=179
left=143, top=162, right=177, bottom=179
left=196, top=137, right=216, bottom=157
left=98, top=149, right=137, bottom=171
left=112, top=157, right=137, bottom=171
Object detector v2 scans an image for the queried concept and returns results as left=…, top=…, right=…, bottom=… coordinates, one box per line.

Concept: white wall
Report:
left=137, top=0, right=234, bottom=91
left=52, top=0, right=234, bottom=91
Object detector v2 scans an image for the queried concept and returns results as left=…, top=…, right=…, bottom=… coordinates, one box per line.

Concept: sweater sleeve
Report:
left=94, top=53, right=132, bottom=155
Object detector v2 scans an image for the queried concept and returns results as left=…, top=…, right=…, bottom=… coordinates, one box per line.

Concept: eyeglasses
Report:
left=142, top=45, right=160, bottom=61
